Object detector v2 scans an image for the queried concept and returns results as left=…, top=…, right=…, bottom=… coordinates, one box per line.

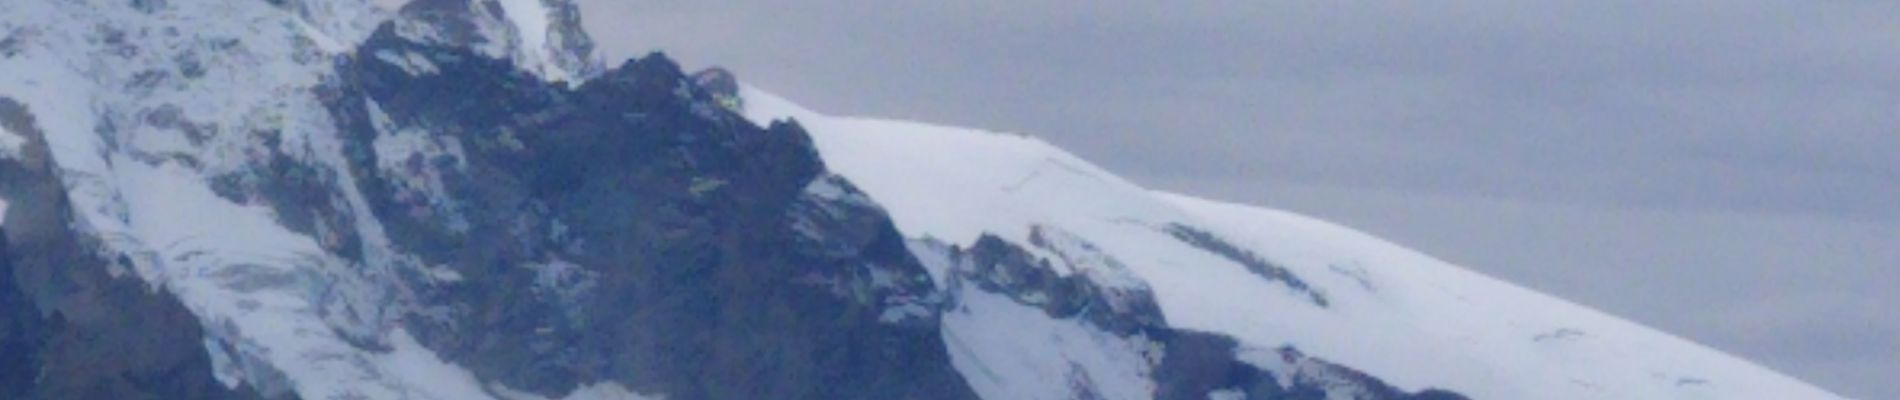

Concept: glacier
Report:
left=0, top=0, right=1850, bottom=399
left=737, top=85, right=1846, bottom=400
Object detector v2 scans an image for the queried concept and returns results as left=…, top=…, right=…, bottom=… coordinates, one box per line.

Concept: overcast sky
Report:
left=564, top=1, right=1897, bottom=397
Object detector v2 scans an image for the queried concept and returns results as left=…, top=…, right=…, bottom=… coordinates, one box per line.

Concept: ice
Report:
left=742, top=84, right=1848, bottom=399
left=918, top=245, right=1159, bottom=400
left=0, top=124, right=22, bottom=161
left=378, top=329, right=499, bottom=400
left=1157, top=193, right=1839, bottom=399
left=495, top=0, right=557, bottom=80
left=942, top=283, right=1159, bottom=400
left=108, top=154, right=493, bottom=400
left=0, top=1, right=527, bottom=398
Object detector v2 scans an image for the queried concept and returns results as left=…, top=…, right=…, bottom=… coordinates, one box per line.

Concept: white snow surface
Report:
left=390, top=0, right=591, bottom=84
left=741, top=85, right=1846, bottom=400
left=943, top=280, right=1158, bottom=400
left=494, top=0, right=560, bottom=81
left=912, top=241, right=1160, bottom=400
left=0, top=123, right=23, bottom=161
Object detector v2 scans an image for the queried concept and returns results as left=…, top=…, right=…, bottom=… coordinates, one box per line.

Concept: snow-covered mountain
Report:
left=0, top=0, right=1846, bottom=399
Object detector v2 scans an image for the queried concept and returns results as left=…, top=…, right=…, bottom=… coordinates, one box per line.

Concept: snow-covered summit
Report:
left=737, top=84, right=1848, bottom=400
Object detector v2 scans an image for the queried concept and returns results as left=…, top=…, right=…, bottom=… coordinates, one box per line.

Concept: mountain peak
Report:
left=0, top=0, right=1852, bottom=399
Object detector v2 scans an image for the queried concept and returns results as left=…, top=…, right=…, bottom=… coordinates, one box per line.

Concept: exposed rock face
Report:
left=960, top=232, right=1167, bottom=337
left=309, top=25, right=977, bottom=399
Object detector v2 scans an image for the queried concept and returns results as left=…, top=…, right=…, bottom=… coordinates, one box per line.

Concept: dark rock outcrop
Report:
left=953, top=232, right=1167, bottom=337
left=303, top=24, right=977, bottom=399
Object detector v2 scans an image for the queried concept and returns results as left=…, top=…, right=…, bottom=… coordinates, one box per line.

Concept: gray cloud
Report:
left=577, top=1, right=1898, bottom=397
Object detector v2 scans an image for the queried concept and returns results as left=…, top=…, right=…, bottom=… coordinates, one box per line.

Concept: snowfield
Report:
left=740, top=85, right=1846, bottom=400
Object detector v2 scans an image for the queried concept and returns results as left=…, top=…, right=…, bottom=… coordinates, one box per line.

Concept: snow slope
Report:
left=740, top=85, right=1846, bottom=400
left=0, top=1, right=638, bottom=398
left=493, top=0, right=567, bottom=82
left=0, top=1, right=494, bottom=397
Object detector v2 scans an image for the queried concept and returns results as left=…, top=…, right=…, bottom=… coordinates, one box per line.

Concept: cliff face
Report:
left=0, top=0, right=977, bottom=395
left=316, top=25, right=976, bottom=399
